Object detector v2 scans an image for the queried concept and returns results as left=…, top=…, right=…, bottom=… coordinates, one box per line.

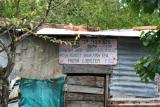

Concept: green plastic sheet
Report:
left=19, top=77, right=64, bottom=107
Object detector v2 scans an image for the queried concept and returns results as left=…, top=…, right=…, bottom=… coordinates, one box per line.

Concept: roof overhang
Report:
left=35, top=28, right=150, bottom=37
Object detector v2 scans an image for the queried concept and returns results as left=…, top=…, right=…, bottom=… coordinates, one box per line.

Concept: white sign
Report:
left=59, top=39, right=117, bottom=65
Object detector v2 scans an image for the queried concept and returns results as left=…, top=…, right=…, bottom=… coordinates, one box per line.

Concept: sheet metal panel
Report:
left=36, top=28, right=145, bottom=37
left=110, top=38, right=158, bottom=98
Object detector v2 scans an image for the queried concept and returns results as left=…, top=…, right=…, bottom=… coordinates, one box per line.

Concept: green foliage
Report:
left=135, top=30, right=160, bottom=82
left=0, top=0, right=47, bottom=20
left=122, top=0, right=160, bottom=14
left=122, top=0, right=160, bottom=82
left=49, top=0, right=160, bottom=29
left=1, top=0, right=160, bottom=29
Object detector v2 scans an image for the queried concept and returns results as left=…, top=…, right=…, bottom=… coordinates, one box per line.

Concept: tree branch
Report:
left=0, top=30, right=8, bottom=37
left=15, top=0, right=21, bottom=17
left=14, top=21, right=42, bottom=43
left=51, top=0, right=65, bottom=9
left=0, top=39, right=10, bottom=73
left=45, top=0, right=53, bottom=17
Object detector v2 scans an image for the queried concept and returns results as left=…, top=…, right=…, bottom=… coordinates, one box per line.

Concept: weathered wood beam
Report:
left=63, top=65, right=112, bottom=75
left=65, top=93, right=104, bottom=101
left=104, top=75, right=110, bottom=107
left=64, top=84, right=104, bottom=95
left=132, top=26, right=160, bottom=31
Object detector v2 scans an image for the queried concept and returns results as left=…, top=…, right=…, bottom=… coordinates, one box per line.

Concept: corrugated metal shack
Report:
left=36, top=27, right=160, bottom=107
left=1, top=26, right=160, bottom=107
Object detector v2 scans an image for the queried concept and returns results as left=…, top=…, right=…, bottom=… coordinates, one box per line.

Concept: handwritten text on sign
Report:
left=59, top=39, right=117, bottom=65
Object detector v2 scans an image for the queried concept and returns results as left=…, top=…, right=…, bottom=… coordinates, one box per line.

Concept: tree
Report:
left=121, top=0, right=160, bottom=82
left=135, top=30, right=160, bottom=82
left=1, top=0, right=160, bottom=106
left=0, top=0, right=69, bottom=106
left=0, top=26, right=16, bottom=107
left=121, top=0, right=160, bottom=14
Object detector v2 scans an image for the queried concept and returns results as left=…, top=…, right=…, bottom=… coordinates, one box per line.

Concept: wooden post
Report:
left=63, top=75, right=67, bottom=107
left=104, top=75, right=109, bottom=107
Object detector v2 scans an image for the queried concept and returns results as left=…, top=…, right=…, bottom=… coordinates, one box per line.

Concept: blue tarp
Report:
left=19, top=77, right=64, bottom=107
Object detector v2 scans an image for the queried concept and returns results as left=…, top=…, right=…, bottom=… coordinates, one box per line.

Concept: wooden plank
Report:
left=63, top=65, right=112, bottom=74
left=107, top=103, right=160, bottom=107
left=65, top=101, right=103, bottom=107
left=64, top=84, right=104, bottom=95
left=104, top=75, right=110, bottom=107
left=109, top=97, right=160, bottom=102
left=65, top=93, right=104, bottom=101
left=132, top=26, right=160, bottom=31
left=67, top=76, right=104, bottom=88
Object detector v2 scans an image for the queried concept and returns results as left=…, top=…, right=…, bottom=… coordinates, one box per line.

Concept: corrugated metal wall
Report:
left=110, top=38, right=158, bottom=98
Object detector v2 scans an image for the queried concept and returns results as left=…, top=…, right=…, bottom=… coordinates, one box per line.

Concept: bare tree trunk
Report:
left=0, top=30, right=15, bottom=107
left=0, top=1, right=62, bottom=106
left=15, top=0, right=21, bottom=17
left=0, top=77, right=9, bottom=107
